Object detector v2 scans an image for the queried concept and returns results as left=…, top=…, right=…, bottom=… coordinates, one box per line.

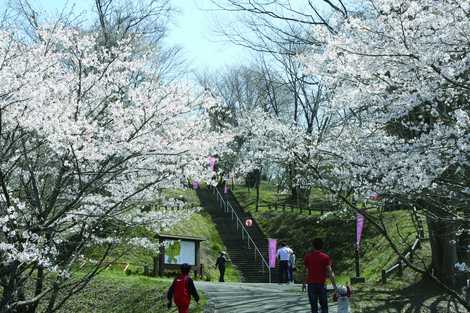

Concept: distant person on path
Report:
left=167, top=263, right=200, bottom=313
left=277, top=242, right=293, bottom=283
left=288, top=249, right=296, bottom=283
left=215, top=251, right=228, bottom=282
left=303, top=238, right=337, bottom=313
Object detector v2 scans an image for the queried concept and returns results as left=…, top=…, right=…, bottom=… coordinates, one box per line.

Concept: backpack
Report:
left=289, top=253, right=296, bottom=268
left=173, top=275, right=190, bottom=307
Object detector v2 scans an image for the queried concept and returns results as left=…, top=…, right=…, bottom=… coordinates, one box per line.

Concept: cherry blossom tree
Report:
left=297, top=0, right=469, bottom=307
left=226, top=0, right=468, bottom=308
left=0, top=26, right=227, bottom=313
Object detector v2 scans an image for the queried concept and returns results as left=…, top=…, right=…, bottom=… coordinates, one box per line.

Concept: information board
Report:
left=164, top=240, right=196, bottom=265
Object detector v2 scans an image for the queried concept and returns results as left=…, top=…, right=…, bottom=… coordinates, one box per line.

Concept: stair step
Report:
left=197, top=188, right=271, bottom=283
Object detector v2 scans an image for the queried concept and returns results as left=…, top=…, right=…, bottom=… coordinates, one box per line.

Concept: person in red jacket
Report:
left=303, top=238, right=337, bottom=313
left=167, top=263, right=200, bottom=313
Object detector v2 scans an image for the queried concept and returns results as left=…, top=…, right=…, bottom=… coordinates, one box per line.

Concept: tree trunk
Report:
left=427, top=214, right=458, bottom=286
left=255, top=182, right=260, bottom=212
left=255, top=169, right=261, bottom=212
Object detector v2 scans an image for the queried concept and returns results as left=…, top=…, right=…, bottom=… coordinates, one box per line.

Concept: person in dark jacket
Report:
left=215, top=251, right=228, bottom=282
left=167, top=263, right=200, bottom=313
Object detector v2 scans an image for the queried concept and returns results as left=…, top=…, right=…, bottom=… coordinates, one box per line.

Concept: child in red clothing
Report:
left=167, top=263, right=200, bottom=313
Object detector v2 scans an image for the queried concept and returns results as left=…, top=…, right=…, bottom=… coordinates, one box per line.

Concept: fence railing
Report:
left=381, top=238, right=422, bottom=283
left=262, top=202, right=338, bottom=215
left=381, top=207, right=426, bottom=284
left=212, top=186, right=271, bottom=283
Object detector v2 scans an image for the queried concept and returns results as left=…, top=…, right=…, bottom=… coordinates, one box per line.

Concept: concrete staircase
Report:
left=196, top=187, right=271, bottom=283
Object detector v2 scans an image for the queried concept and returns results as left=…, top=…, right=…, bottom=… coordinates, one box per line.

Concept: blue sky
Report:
left=167, top=0, right=245, bottom=71
left=0, top=0, right=245, bottom=71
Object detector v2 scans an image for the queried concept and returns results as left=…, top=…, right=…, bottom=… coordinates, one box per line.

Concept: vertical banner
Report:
left=268, top=239, right=277, bottom=268
left=356, top=213, right=365, bottom=247
left=208, top=156, right=217, bottom=171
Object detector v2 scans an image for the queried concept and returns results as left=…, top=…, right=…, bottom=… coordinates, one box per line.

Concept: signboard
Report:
left=164, top=240, right=196, bottom=265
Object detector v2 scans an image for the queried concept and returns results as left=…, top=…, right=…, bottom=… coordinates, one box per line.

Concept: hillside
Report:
left=229, top=183, right=469, bottom=312
left=231, top=183, right=430, bottom=284
left=51, top=271, right=205, bottom=313
left=87, top=187, right=240, bottom=282
left=72, top=187, right=239, bottom=312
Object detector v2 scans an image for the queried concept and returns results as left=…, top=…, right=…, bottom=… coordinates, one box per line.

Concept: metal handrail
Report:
left=212, top=186, right=271, bottom=283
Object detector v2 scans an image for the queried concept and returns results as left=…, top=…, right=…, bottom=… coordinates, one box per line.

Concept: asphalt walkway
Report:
left=196, top=282, right=337, bottom=313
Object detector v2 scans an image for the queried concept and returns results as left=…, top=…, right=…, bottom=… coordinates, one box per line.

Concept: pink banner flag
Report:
left=208, top=156, right=217, bottom=171
left=356, top=213, right=365, bottom=247
left=268, top=239, right=277, bottom=268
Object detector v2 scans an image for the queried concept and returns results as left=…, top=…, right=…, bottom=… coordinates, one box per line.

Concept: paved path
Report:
left=196, top=282, right=337, bottom=313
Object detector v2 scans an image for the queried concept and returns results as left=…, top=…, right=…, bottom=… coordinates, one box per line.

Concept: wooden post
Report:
left=195, top=241, right=201, bottom=268
left=158, top=239, right=165, bottom=277
left=398, top=261, right=403, bottom=276
left=296, top=189, right=300, bottom=210
left=307, top=192, right=310, bottom=214
left=153, top=256, right=159, bottom=277
left=355, top=247, right=360, bottom=277
left=351, top=246, right=366, bottom=284
left=465, top=280, right=470, bottom=306
left=381, top=270, right=387, bottom=284
left=255, top=179, right=260, bottom=212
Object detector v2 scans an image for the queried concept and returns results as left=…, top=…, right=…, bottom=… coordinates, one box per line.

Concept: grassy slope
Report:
left=232, top=183, right=429, bottom=283
left=233, top=181, right=332, bottom=210
left=73, top=187, right=241, bottom=313
left=232, top=183, right=469, bottom=312
left=87, top=187, right=240, bottom=282
left=54, top=271, right=205, bottom=313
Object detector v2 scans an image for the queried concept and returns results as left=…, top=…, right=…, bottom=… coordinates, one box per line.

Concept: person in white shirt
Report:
left=276, top=242, right=293, bottom=283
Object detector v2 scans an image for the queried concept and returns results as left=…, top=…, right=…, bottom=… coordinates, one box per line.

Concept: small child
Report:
left=167, top=263, right=200, bottom=313
left=333, top=285, right=352, bottom=313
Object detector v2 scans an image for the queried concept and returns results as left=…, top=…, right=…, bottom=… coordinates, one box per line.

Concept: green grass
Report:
left=53, top=271, right=205, bottom=313
left=64, top=187, right=240, bottom=312
left=231, top=182, right=333, bottom=214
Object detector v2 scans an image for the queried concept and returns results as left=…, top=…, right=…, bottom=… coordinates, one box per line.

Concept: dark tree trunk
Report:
left=427, top=214, right=458, bottom=286
left=255, top=182, right=260, bottom=212
left=254, top=169, right=261, bottom=212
